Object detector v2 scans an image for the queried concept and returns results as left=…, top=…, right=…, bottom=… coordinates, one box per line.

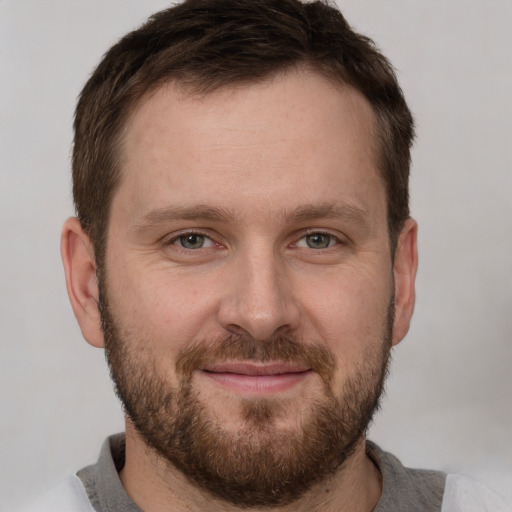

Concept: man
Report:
left=23, top=0, right=509, bottom=511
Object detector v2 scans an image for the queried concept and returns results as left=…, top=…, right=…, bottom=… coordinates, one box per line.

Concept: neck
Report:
left=119, top=423, right=382, bottom=512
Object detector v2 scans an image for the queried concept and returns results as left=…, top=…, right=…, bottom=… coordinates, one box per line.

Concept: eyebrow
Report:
left=131, top=204, right=235, bottom=233
left=285, top=202, right=369, bottom=225
left=131, top=201, right=369, bottom=233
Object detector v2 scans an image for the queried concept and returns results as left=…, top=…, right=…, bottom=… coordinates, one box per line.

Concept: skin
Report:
left=61, top=69, right=418, bottom=512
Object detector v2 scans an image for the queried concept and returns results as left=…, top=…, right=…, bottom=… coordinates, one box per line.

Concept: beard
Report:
left=99, top=283, right=393, bottom=508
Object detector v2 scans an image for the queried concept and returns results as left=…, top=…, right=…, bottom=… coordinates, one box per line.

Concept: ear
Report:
left=391, top=218, right=418, bottom=346
left=61, top=217, right=105, bottom=348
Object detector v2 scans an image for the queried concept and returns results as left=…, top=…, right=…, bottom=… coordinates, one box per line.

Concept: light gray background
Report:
left=1, top=1, right=511, bottom=509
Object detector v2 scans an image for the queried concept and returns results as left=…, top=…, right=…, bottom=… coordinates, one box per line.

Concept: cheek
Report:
left=297, top=266, right=393, bottom=365
left=106, top=260, right=222, bottom=354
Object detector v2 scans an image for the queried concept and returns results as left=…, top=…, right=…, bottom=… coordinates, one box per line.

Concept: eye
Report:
left=174, top=233, right=215, bottom=249
left=296, top=232, right=338, bottom=249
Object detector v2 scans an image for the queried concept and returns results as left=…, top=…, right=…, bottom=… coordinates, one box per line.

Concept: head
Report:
left=62, top=0, right=418, bottom=508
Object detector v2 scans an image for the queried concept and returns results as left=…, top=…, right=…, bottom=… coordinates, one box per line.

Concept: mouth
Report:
left=199, top=362, right=313, bottom=394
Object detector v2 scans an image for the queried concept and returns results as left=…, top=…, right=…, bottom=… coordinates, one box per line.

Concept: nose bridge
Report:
left=218, top=241, right=299, bottom=340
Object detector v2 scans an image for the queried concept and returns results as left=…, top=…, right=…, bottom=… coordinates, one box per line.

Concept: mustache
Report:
left=175, top=334, right=336, bottom=387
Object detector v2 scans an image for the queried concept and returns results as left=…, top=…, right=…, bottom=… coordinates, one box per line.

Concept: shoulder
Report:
left=16, top=475, right=95, bottom=512
left=367, top=441, right=511, bottom=512
left=367, top=441, right=446, bottom=511
left=441, top=473, right=511, bottom=512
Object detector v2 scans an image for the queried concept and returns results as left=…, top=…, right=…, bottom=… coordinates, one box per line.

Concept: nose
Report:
left=217, top=246, right=301, bottom=341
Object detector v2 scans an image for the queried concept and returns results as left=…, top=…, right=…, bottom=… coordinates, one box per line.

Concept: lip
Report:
left=200, top=362, right=312, bottom=394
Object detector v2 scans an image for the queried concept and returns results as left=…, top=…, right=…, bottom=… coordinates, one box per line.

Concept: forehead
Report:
left=114, top=70, right=385, bottom=227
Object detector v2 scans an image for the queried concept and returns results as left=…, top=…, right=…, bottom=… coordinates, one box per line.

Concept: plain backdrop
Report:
left=1, top=1, right=511, bottom=509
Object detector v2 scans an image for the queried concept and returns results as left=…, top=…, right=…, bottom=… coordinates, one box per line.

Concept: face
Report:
left=93, top=70, right=411, bottom=506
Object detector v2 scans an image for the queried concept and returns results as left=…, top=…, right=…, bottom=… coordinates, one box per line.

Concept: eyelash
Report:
left=165, top=230, right=343, bottom=251
left=166, top=231, right=217, bottom=250
left=294, top=231, right=341, bottom=250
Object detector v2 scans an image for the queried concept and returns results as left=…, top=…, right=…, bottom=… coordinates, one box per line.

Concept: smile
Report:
left=200, top=363, right=312, bottom=394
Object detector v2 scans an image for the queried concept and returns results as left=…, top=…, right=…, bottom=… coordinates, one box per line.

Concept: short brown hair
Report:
left=73, top=0, right=414, bottom=266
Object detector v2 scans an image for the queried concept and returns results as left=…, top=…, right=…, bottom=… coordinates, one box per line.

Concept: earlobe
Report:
left=61, top=217, right=105, bottom=348
left=391, top=218, right=418, bottom=346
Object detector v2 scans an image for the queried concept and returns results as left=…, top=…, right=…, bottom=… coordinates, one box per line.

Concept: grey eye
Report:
left=179, top=233, right=206, bottom=249
left=305, top=233, right=333, bottom=249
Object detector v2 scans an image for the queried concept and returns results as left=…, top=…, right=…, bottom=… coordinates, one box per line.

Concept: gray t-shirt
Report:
left=77, top=433, right=447, bottom=511
left=18, top=433, right=510, bottom=511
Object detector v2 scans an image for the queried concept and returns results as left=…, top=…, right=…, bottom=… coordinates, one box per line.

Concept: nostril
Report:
left=224, top=323, right=251, bottom=337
